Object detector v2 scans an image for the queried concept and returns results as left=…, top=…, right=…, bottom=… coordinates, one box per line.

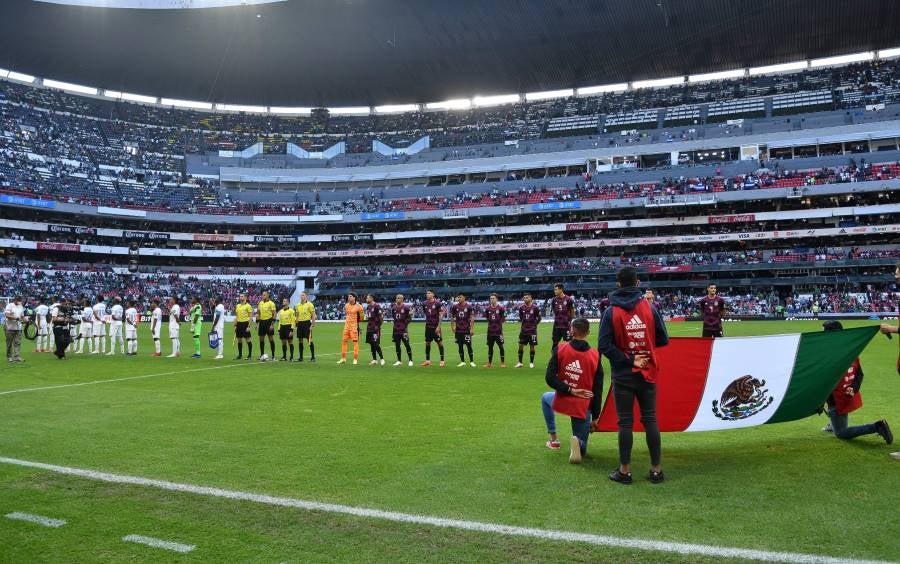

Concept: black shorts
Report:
left=392, top=332, right=409, bottom=344
left=552, top=327, right=571, bottom=344
left=455, top=333, right=471, bottom=345
left=487, top=334, right=504, bottom=346
left=296, top=321, right=312, bottom=339
left=258, top=319, right=274, bottom=336
left=278, top=326, right=293, bottom=340
left=518, top=332, right=538, bottom=346
left=365, top=331, right=381, bottom=345
left=235, top=321, right=250, bottom=339
left=425, top=327, right=443, bottom=343
left=702, top=328, right=724, bottom=338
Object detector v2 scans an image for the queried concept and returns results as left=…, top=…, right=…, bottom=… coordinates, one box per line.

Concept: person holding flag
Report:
left=599, top=266, right=669, bottom=485
left=539, top=318, right=603, bottom=462
left=189, top=296, right=203, bottom=359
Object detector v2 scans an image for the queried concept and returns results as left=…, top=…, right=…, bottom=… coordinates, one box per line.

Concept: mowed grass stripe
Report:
left=0, top=455, right=891, bottom=564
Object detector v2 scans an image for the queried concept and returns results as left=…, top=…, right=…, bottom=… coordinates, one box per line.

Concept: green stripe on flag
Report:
left=767, top=325, right=879, bottom=424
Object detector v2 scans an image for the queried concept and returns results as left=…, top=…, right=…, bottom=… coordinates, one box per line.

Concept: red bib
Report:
left=830, top=359, right=863, bottom=415
left=551, top=342, right=600, bottom=419
left=611, top=299, right=660, bottom=383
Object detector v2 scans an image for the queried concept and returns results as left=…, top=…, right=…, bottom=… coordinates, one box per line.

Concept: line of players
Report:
left=27, top=283, right=727, bottom=363
left=32, top=295, right=222, bottom=360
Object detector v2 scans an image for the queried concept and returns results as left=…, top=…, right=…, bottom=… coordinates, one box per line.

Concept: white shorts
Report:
left=110, top=321, right=123, bottom=335
left=38, top=322, right=49, bottom=336
left=152, top=328, right=161, bottom=340
left=169, top=326, right=180, bottom=339
left=125, top=328, right=137, bottom=340
left=92, top=322, right=105, bottom=335
left=213, top=325, right=225, bottom=337
left=80, top=324, right=93, bottom=338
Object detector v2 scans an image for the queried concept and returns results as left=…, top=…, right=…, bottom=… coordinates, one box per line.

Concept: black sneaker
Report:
left=876, top=420, right=894, bottom=445
left=309, top=358, right=316, bottom=363
left=279, top=357, right=287, bottom=362
left=233, top=355, right=242, bottom=361
left=245, top=356, right=252, bottom=360
left=296, top=358, right=304, bottom=363
left=608, top=469, right=633, bottom=485
left=648, top=470, right=666, bottom=484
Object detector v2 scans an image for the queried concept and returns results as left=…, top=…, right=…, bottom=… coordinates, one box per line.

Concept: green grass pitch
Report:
left=1, top=320, right=897, bottom=562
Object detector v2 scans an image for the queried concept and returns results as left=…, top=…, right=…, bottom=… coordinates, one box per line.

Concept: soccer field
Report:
left=1, top=320, right=897, bottom=563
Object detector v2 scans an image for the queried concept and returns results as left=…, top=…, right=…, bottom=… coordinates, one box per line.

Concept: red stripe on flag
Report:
left=597, top=337, right=713, bottom=432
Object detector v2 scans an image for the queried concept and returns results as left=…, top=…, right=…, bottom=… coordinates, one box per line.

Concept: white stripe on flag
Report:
left=686, top=334, right=800, bottom=432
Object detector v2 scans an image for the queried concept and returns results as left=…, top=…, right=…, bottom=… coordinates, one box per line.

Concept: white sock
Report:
left=155, top=339, right=161, bottom=354
left=217, top=341, right=224, bottom=356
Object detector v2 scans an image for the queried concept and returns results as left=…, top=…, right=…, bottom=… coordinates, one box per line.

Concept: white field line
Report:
left=5, top=511, right=66, bottom=528
left=122, top=534, right=195, bottom=553
left=0, top=363, right=248, bottom=397
left=0, top=456, right=891, bottom=564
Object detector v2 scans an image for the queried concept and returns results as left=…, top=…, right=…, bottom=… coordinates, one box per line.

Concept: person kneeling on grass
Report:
left=540, top=318, right=603, bottom=464
left=820, top=321, right=893, bottom=445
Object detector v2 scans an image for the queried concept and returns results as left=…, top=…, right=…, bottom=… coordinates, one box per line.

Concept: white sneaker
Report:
left=214, top=354, right=223, bottom=359
left=514, top=362, right=523, bottom=368
left=890, top=452, right=900, bottom=460
left=408, top=360, right=413, bottom=367
left=529, top=363, right=535, bottom=369
left=336, top=358, right=346, bottom=364
left=821, top=423, right=833, bottom=433
left=380, top=359, right=385, bottom=366
left=105, top=352, right=114, bottom=356
left=369, top=360, right=378, bottom=365
left=393, top=361, right=402, bottom=366
left=166, top=354, right=176, bottom=358
left=470, top=362, right=476, bottom=368
left=569, top=436, right=582, bottom=464
left=90, top=351, right=99, bottom=355
left=352, top=359, right=358, bottom=365
left=457, top=362, right=466, bottom=367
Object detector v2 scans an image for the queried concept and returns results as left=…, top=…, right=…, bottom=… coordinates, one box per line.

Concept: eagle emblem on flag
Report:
left=712, top=375, right=774, bottom=421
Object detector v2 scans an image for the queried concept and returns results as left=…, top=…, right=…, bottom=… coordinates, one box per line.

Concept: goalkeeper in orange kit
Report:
left=338, top=292, right=365, bottom=365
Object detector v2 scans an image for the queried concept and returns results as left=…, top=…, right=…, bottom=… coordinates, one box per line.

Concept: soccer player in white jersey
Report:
left=107, top=296, right=125, bottom=355
left=150, top=299, right=163, bottom=356
left=167, top=297, right=181, bottom=358
left=124, top=300, right=139, bottom=355
left=92, top=295, right=107, bottom=354
left=212, top=296, right=225, bottom=359
left=77, top=299, right=94, bottom=353
left=48, top=298, right=61, bottom=352
left=34, top=299, right=50, bottom=352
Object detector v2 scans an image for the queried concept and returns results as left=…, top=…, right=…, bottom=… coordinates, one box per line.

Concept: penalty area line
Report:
left=0, top=456, right=890, bottom=564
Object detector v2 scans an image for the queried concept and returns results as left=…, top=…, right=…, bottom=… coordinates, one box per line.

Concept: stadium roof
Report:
left=2, top=0, right=900, bottom=107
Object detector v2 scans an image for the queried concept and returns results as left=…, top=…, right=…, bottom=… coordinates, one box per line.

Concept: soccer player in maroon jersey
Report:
left=450, top=293, right=475, bottom=367
left=421, top=290, right=445, bottom=367
left=365, top=294, right=385, bottom=366
left=516, top=293, right=541, bottom=368
left=698, top=283, right=726, bottom=338
left=484, top=293, right=506, bottom=368
left=550, top=283, right=576, bottom=349
left=390, top=294, right=414, bottom=367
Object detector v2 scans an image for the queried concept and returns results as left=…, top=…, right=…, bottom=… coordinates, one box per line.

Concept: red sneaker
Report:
left=151, top=353, right=161, bottom=357
left=545, top=440, right=561, bottom=450
left=500, top=363, right=506, bottom=368
left=483, top=362, right=492, bottom=368
left=420, top=360, right=431, bottom=367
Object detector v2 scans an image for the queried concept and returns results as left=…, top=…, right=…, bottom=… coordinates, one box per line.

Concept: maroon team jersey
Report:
left=450, top=302, right=474, bottom=334
left=485, top=305, right=505, bottom=336
left=551, top=295, right=575, bottom=328
left=423, top=299, right=442, bottom=328
left=366, top=303, right=382, bottom=333
left=699, top=296, right=726, bottom=330
left=391, top=304, right=411, bottom=334
left=517, top=304, right=541, bottom=335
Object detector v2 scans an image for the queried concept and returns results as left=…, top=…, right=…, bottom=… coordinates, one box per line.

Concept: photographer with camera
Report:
left=52, top=298, right=76, bottom=360
left=4, top=295, right=24, bottom=363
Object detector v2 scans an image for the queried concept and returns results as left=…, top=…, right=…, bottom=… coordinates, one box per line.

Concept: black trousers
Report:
left=53, top=325, right=71, bottom=359
left=612, top=373, right=661, bottom=466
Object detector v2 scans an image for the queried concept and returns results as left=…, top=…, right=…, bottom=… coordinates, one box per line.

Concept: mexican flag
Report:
left=597, top=326, right=879, bottom=432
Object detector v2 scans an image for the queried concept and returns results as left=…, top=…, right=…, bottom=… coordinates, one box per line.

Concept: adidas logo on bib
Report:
left=626, top=314, right=646, bottom=330
left=564, top=359, right=583, bottom=374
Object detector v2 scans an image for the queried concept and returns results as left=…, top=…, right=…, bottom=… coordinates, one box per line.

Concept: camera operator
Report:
left=52, top=298, right=76, bottom=360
